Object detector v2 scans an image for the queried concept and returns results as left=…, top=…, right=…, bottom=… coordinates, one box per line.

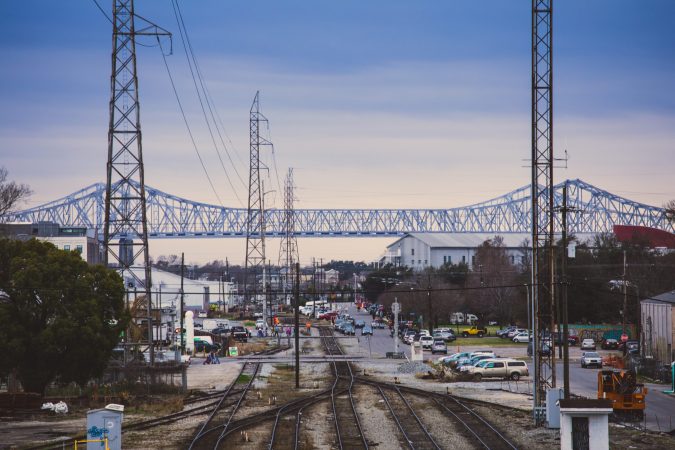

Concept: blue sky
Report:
left=1, top=1, right=674, bottom=264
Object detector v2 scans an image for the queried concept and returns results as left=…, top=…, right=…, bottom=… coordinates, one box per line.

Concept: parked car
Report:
left=622, top=339, right=640, bottom=355
left=580, top=351, right=603, bottom=368
left=342, top=324, right=356, bottom=335
left=580, top=339, right=596, bottom=350
left=601, top=339, right=619, bottom=350
left=497, top=326, right=518, bottom=338
left=440, top=352, right=472, bottom=367
left=431, top=339, right=448, bottom=354
left=371, top=321, right=387, bottom=329
left=403, top=330, right=417, bottom=344
left=420, top=335, right=434, bottom=349
left=255, top=319, right=266, bottom=330
left=527, top=341, right=551, bottom=356
left=507, top=328, right=528, bottom=339
left=553, top=332, right=578, bottom=346
left=195, top=340, right=221, bottom=353
left=461, top=326, right=487, bottom=338
left=211, top=326, right=230, bottom=336
left=455, top=354, right=495, bottom=372
left=230, top=326, right=248, bottom=342
left=433, top=330, right=456, bottom=342
left=512, top=332, right=531, bottom=343
left=354, top=320, right=366, bottom=329
left=472, top=359, right=529, bottom=381
left=361, top=325, right=373, bottom=336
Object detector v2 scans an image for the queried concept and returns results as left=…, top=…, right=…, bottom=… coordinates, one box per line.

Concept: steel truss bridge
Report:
left=6, top=179, right=672, bottom=238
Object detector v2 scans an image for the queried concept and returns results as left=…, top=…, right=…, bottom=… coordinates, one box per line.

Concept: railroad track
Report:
left=354, top=376, right=518, bottom=450
left=376, top=384, right=441, bottom=450
left=318, top=326, right=368, bottom=450
left=187, top=361, right=261, bottom=449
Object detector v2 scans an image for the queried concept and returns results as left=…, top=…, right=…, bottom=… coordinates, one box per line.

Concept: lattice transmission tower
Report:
left=531, top=0, right=556, bottom=423
left=279, top=168, right=300, bottom=304
left=244, top=92, right=272, bottom=322
left=103, top=0, right=169, bottom=364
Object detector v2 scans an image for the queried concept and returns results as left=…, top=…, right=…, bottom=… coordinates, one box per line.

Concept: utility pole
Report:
left=561, top=183, right=570, bottom=399
left=180, top=252, right=185, bottom=354
left=244, top=91, right=271, bottom=321
left=426, top=271, right=433, bottom=332
left=531, top=0, right=556, bottom=424
left=313, top=258, right=317, bottom=319
left=103, top=0, right=170, bottom=367
left=294, top=262, right=300, bottom=389
left=622, top=250, right=627, bottom=335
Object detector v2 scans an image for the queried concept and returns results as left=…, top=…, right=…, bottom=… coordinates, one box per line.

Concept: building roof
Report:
left=642, top=290, right=675, bottom=305
left=387, top=233, right=531, bottom=250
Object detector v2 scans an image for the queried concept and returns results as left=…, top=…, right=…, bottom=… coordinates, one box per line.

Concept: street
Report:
left=342, top=303, right=675, bottom=432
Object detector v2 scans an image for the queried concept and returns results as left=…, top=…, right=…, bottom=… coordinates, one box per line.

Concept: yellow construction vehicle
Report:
left=597, top=369, right=647, bottom=420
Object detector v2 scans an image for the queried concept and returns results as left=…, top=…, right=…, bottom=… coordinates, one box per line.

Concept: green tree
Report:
left=0, top=239, right=128, bottom=394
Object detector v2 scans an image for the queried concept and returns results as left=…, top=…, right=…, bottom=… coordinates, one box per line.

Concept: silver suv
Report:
left=580, top=352, right=603, bottom=368
left=431, top=339, right=447, bottom=354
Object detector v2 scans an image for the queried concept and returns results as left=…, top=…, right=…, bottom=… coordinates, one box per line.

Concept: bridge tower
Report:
left=244, top=92, right=272, bottom=322
left=531, top=0, right=556, bottom=423
left=279, top=168, right=300, bottom=305
left=103, top=0, right=169, bottom=364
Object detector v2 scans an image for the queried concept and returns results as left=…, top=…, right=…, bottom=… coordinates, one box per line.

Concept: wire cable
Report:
left=90, top=0, right=113, bottom=24
left=173, top=0, right=248, bottom=187
left=157, top=37, right=225, bottom=208
left=170, top=0, right=245, bottom=206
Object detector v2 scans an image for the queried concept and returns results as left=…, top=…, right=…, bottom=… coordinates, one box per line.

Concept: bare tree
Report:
left=664, top=199, right=675, bottom=224
left=0, top=167, right=32, bottom=218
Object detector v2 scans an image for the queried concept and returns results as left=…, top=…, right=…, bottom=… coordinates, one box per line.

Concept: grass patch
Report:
left=449, top=337, right=526, bottom=347
left=244, top=320, right=255, bottom=327
left=236, top=374, right=253, bottom=384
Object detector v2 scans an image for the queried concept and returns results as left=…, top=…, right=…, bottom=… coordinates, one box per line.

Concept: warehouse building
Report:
left=640, top=290, right=675, bottom=366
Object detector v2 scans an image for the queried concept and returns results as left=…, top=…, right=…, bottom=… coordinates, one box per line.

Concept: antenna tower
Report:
left=103, top=0, right=169, bottom=365
left=531, top=0, right=556, bottom=423
left=244, top=92, right=271, bottom=319
left=279, top=168, right=300, bottom=304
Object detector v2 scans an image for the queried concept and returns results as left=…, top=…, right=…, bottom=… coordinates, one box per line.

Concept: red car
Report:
left=318, top=311, right=337, bottom=320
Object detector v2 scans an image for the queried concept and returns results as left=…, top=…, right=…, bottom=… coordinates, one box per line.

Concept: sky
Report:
left=1, top=0, right=674, bottom=266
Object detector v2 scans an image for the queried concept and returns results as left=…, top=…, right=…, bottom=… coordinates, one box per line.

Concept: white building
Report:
left=381, top=233, right=531, bottom=270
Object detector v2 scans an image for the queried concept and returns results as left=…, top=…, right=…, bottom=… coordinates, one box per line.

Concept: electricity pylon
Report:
left=531, top=0, right=556, bottom=424
left=279, top=168, right=300, bottom=305
left=103, top=0, right=170, bottom=365
left=244, top=92, right=272, bottom=324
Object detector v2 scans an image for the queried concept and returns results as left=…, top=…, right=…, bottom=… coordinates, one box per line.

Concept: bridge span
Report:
left=5, top=179, right=672, bottom=238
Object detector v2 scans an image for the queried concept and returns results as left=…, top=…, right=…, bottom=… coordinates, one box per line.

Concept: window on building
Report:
left=64, top=245, right=70, bottom=251
left=511, top=255, right=515, bottom=264
left=447, top=255, right=451, bottom=264
left=411, top=248, right=415, bottom=256
left=424, top=260, right=427, bottom=265
left=418, top=260, right=421, bottom=265
left=443, top=256, right=446, bottom=263
left=462, top=255, right=465, bottom=263
left=76, top=245, right=83, bottom=254
left=471, top=255, right=475, bottom=266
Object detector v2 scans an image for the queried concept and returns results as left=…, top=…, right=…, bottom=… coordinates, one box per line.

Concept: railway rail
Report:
left=318, top=326, right=368, bottom=450
left=376, top=384, right=441, bottom=450
left=187, top=361, right=261, bottom=449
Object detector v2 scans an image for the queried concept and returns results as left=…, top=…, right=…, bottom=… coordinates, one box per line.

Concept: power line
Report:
left=170, top=0, right=246, bottom=206
left=90, top=0, right=113, bottom=24
left=173, top=0, right=248, bottom=186
left=157, top=38, right=225, bottom=207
